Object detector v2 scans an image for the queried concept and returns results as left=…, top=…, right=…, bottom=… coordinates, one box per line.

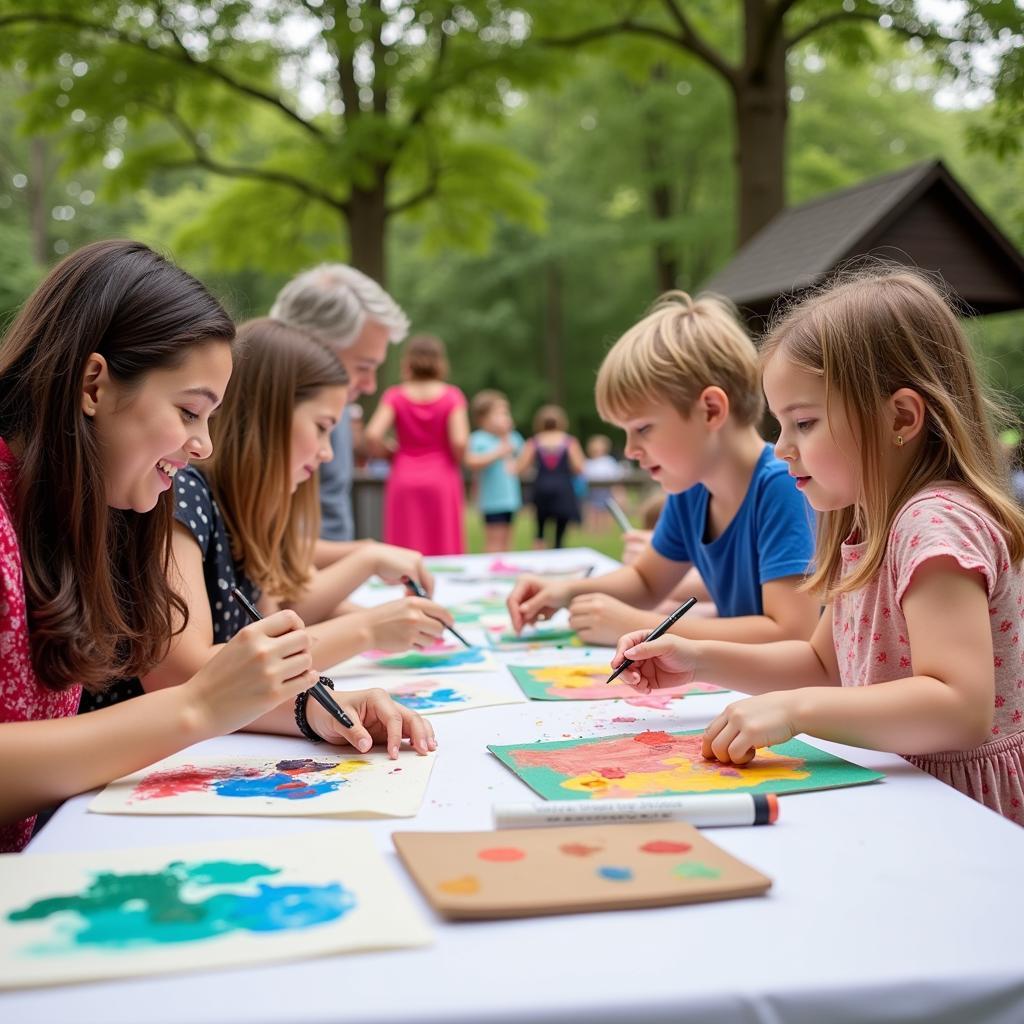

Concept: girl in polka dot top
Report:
left=137, top=318, right=446, bottom=755
left=612, top=268, right=1024, bottom=825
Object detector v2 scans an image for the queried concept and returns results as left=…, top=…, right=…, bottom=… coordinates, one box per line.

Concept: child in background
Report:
left=582, top=434, right=625, bottom=531
left=85, top=318, right=445, bottom=755
left=519, top=404, right=585, bottom=550
left=0, top=241, right=318, bottom=853
left=612, top=269, right=1024, bottom=825
left=466, top=390, right=524, bottom=553
left=508, top=291, right=819, bottom=646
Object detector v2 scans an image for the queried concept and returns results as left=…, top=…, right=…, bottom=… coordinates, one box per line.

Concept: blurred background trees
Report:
left=0, top=1, right=1021, bottom=444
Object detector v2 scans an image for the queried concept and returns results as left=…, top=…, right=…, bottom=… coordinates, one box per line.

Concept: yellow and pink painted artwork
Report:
left=508, top=664, right=725, bottom=707
left=489, top=729, right=884, bottom=801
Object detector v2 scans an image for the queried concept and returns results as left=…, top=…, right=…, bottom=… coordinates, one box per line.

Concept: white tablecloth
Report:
left=5, top=549, right=1024, bottom=1024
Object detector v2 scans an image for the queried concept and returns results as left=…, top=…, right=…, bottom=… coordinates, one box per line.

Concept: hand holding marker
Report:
left=605, top=596, right=698, bottom=684
left=402, top=576, right=473, bottom=649
left=231, top=586, right=355, bottom=730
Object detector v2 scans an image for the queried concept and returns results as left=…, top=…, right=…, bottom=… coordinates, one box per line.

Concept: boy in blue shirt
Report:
left=507, top=292, right=819, bottom=646
left=466, top=390, right=524, bottom=553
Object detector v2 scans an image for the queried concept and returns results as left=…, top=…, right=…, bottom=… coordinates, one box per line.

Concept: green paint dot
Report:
left=673, top=861, right=720, bottom=880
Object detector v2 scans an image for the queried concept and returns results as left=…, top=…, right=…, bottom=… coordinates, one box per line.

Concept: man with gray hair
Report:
left=271, top=264, right=435, bottom=591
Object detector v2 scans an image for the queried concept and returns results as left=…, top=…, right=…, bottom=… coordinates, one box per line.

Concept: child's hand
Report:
left=369, top=543, right=435, bottom=596
left=307, top=687, right=437, bottom=759
left=610, top=630, right=699, bottom=690
left=363, top=597, right=452, bottom=651
left=188, top=612, right=317, bottom=734
left=507, top=576, right=573, bottom=632
left=568, top=594, right=649, bottom=646
left=701, top=693, right=801, bottom=765
left=621, top=528, right=653, bottom=565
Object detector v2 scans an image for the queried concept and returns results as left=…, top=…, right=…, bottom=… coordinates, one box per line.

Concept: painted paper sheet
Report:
left=485, top=626, right=584, bottom=651
left=447, top=594, right=510, bottom=625
left=394, top=822, right=770, bottom=919
left=508, top=664, right=725, bottom=704
left=334, top=675, right=527, bottom=716
left=0, top=830, right=431, bottom=989
left=89, top=750, right=435, bottom=818
left=489, top=729, right=884, bottom=801
left=328, top=638, right=499, bottom=677
left=451, top=558, right=594, bottom=583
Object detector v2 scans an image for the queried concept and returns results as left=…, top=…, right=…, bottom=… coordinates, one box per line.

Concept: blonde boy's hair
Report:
left=595, top=291, right=762, bottom=426
left=762, top=265, right=1024, bottom=598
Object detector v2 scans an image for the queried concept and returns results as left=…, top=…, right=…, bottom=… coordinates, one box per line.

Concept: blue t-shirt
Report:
left=651, top=444, right=814, bottom=617
left=469, top=430, right=524, bottom=513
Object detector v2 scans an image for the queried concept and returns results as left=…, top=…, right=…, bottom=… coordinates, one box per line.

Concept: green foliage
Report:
left=0, top=2, right=1022, bottom=439
left=0, top=0, right=560, bottom=276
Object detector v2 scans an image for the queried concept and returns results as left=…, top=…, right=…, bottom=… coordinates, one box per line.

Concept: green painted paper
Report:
left=486, top=627, right=582, bottom=650
left=488, top=728, right=883, bottom=801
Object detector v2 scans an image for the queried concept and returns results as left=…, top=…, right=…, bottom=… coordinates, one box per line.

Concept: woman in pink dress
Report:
left=365, top=335, right=468, bottom=554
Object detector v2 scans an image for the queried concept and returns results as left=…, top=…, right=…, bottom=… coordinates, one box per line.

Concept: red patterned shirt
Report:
left=0, top=439, right=81, bottom=852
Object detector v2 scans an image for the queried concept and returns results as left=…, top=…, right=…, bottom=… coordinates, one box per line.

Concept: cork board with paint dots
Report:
left=508, top=663, right=725, bottom=703
left=488, top=729, right=884, bottom=801
left=392, top=823, right=771, bottom=918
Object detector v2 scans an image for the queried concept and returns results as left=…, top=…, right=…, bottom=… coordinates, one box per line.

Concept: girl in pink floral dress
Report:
left=611, top=268, right=1024, bottom=825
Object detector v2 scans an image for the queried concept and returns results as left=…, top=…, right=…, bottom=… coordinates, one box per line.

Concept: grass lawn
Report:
left=464, top=509, right=624, bottom=558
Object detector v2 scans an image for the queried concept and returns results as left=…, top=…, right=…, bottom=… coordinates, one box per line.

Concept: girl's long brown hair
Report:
left=0, top=239, right=235, bottom=692
left=762, top=266, right=1024, bottom=599
left=204, top=318, right=348, bottom=602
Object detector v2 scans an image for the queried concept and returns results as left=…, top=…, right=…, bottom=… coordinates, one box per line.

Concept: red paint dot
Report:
left=559, top=843, right=604, bottom=857
left=478, top=847, right=526, bottom=862
left=640, top=840, right=693, bottom=854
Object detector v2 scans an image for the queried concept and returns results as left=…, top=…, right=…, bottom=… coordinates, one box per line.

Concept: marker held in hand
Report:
left=605, top=596, right=698, bottom=684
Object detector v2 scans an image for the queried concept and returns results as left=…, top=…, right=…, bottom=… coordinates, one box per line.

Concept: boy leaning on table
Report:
left=507, top=290, right=818, bottom=647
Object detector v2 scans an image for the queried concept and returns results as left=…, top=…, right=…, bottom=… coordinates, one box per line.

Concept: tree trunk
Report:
left=28, top=136, right=49, bottom=266
left=542, top=261, right=565, bottom=406
left=734, top=0, right=789, bottom=245
left=644, top=64, right=678, bottom=293
left=345, top=176, right=389, bottom=284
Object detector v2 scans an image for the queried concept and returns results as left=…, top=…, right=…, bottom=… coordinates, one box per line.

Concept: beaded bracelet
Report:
left=294, top=678, right=334, bottom=743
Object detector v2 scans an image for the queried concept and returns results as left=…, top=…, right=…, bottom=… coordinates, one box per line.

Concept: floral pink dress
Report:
left=381, top=384, right=466, bottom=555
left=834, top=485, right=1024, bottom=824
left=0, top=439, right=81, bottom=852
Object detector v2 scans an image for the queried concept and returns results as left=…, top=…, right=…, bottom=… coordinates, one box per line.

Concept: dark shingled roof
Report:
left=703, top=159, right=1024, bottom=320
